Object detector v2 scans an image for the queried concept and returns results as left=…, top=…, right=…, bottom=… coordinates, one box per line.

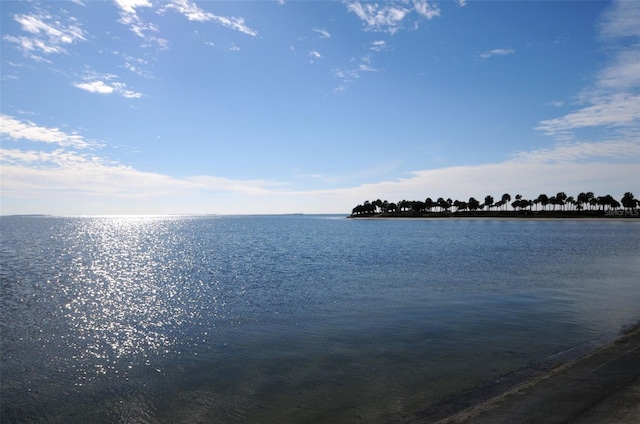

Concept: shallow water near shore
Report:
left=1, top=215, right=639, bottom=423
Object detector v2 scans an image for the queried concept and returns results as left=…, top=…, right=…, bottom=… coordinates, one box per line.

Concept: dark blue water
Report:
left=1, top=215, right=639, bottom=423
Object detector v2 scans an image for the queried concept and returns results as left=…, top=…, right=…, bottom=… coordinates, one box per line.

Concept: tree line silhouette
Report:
left=351, top=192, right=639, bottom=216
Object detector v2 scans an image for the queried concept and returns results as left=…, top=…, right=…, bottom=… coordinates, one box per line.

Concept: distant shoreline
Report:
left=348, top=210, right=640, bottom=219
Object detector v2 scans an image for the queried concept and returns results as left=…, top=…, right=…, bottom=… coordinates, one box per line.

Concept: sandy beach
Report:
left=408, top=325, right=640, bottom=423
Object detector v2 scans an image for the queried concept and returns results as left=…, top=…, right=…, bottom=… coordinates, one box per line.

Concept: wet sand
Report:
left=408, top=326, right=640, bottom=424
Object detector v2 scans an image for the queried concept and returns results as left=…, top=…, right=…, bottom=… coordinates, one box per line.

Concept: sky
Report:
left=1, top=0, right=639, bottom=215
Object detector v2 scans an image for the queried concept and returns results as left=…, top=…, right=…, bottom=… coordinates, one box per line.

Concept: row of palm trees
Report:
left=351, top=192, right=639, bottom=215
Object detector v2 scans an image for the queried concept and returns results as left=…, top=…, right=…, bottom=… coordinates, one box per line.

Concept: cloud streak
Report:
left=113, top=0, right=161, bottom=41
left=313, top=28, right=331, bottom=39
left=345, top=0, right=439, bottom=34
left=480, top=48, right=515, bottom=59
left=3, top=9, right=86, bottom=60
left=74, top=80, right=144, bottom=98
left=2, top=112, right=637, bottom=214
left=0, top=114, right=100, bottom=149
left=161, top=0, right=257, bottom=36
left=536, top=0, right=640, bottom=141
left=536, top=93, right=640, bottom=137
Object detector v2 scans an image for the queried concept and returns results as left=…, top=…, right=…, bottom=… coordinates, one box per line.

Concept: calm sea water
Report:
left=1, top=215, right=639, bottom=423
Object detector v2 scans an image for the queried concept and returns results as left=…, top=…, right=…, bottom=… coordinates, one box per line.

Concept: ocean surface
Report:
left=1, top=215, right=639, bottom=423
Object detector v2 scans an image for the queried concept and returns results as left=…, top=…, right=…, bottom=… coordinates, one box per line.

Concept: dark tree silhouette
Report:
left=537, top=194, right=549, bottom=211
left=556, top=192, right=567, bottom=211
left=586, top=192, right=595, bottom=210
left=484, top=195, right=494, bottom=212
left=425, top=198, right=434, bottom=212
left=468, top=197, right=481, bottom=211
left=501, top=193, right=511, bottom=211
left=621, top=192, right=636, bottom=210
left=351, top=190, right=637, bottom=217
left=577, top=192, right=588, bottom=211
left=454, top=200, right=468, bottom=212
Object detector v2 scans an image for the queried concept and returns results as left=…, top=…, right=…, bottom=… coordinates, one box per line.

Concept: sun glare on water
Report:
left=60, top=217, right=185, bottom=368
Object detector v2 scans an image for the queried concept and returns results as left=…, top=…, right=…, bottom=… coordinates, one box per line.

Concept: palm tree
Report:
left=556, top=192, right=567, bottom=211
left=425, top=198, right=434, bottom=212
left=597, top=195, right=611, bottom=211
left=468, top=197, right=481, bottom=211
left=454, top=200, right=468, bottom=212
left=484, top=195, right=494, bottom=212
left=537, top=194, right=549, bottom=211
left=412, top=201, right=426, bottom=213
left=621, top=192, right=636, bottom=211
left=576, top=192, right=587, bottom=211
left=501, top=193, right=511, bottom=211
left=374, top=199, right=383, bottom=213
left=566, top=196, right=575, bottom=211
left=586, top=192, right=595, bottom=210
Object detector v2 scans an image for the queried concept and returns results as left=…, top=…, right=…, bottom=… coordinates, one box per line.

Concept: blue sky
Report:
left=1, top=0, right=638, bottom=215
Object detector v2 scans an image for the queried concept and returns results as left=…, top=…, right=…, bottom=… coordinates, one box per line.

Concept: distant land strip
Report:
left=350, top=192, right=640, bottom=218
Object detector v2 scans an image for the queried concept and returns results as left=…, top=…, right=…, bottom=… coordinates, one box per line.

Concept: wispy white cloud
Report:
left=314, top=28, right=331, bottom=39
left=2, top=114, right=637, bottom=215
left=74, top=80, right=143, bottom=98
left=113, top=0, right=156, bottom=39
left=0, top=115, right=281, bottom=210
left=480, top=48, right=515, bottom=59
left=456, top=0, right=467, bottom=7
left=73, top=71, right=144, bottom=98
left=75, top=80, right=115, bottom=94
left=358, top=63, right=377, bottom=72
left=595, top=50, right=640, bottom=90
left=0, top=114, right=100, bottom=149
left=1, top=148, right=197, bottom=199
left=536, top=93, right=640, bottom=137
left=187, top=176, right=279, bottom=196
left=369, top=40, right=388, bottom=51
left=511, top=139, right=640, bottom=164
left=413, top=0, right=440, bottom=20
left=346, top=0, right=440, bottom=34
left=302, top=140, right=638, bottom=212
left=345, top=1, right=408, bottom=34
left=120, top=54, right=153, bottom=78
left=537, top=1, right=640, bottom=141
left=309, top=50, right=322, bottom=62
left=597, top=0, right=640, bottom=40
left=332, top=55, right=379, bottom=91
left=345, top=0, right=439, bottom=34
left=114, top=0, right=152, bottom=16
left=161, top=0, right=257, bottom=36
left=3, top=10, right=86, bottom=60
